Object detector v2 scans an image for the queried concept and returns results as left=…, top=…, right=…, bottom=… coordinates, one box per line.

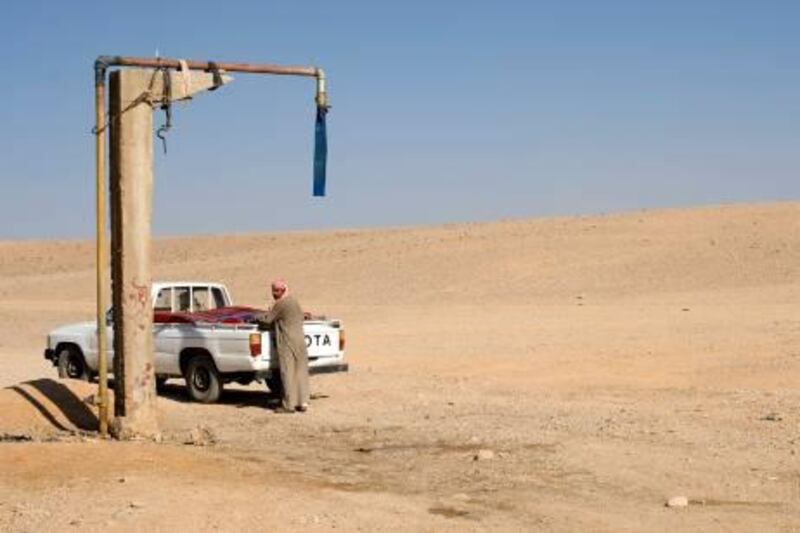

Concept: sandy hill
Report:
left=2, top=201, right=798, bottom=305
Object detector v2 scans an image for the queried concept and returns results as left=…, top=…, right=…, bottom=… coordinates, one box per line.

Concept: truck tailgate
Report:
left=304, top=322, right=341, bottom=361
left=260, top=321, right=343, bottom=370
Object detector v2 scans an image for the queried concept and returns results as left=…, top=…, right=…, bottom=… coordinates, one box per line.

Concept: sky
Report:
left=0, top=1, right=797, bottom=239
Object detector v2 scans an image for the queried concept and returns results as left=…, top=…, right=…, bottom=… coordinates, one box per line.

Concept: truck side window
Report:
left=175, top=287, right=191, bottom=312
left=154, top=288, right=171, bottom=311
left=212, top=288, right=226, bottom=309
left=193, top=287, right=211, bottom=311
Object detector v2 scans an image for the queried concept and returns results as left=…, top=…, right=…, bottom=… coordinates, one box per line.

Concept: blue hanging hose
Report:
left=313, top=106, right=328, bottom=197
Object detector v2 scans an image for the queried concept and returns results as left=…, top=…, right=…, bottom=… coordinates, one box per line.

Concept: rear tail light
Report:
left=339, top=329, right=346, bottom=351
left=249, top=333, right=262, bottom=357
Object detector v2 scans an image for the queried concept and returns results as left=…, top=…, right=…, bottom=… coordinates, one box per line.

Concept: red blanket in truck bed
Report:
left=154, top=306, right=263, bottom=325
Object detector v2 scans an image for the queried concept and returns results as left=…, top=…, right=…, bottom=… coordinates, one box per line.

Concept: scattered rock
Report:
left=129, top=501, right=144, bottom=509
left=761, top=413, right=782, bottom=422
left=0, top=433, right=33, bottom=443
left=109, top=418, right=161, bottom=442
left=474, top=449, right=495, bottom=461
left=184, top=426, right=216, bottom=446
left=429, top=505, right=470, bottom=519
left=666, top=496, right=688, bottom=508
left=117, top=477, right=127, bottom=484
left=83, top=394, right=99, bottom=406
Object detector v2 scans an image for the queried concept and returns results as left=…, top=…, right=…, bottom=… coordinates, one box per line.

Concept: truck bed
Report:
left=153, top=306, right=336, bottom=329
left=153, top=306, right=262, bottom=325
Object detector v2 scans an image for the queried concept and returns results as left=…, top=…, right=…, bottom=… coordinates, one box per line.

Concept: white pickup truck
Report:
left=44, top=281, right=347, bottom=403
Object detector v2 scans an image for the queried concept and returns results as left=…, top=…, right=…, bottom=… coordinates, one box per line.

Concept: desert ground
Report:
left=0, top=202, right=798, bottom=531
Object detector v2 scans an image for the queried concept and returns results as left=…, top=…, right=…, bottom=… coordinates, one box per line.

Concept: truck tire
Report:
left=57, top=346, right=89, bottom=381
left=184, top=356, right=222, bottom=403
left=265, top=374, right=283, bottom=396
left=155, top=376, right=168, bottom=393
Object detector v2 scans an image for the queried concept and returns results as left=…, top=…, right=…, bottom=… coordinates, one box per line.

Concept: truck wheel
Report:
left=184, top=357, right=222, bottom=403
left=155, top=376, right=168, bottom=393
left=266, top=374, right=283, bottom=396
left=57, top=347, right=89, bottom=381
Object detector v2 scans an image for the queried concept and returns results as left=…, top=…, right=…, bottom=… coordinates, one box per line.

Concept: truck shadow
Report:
left=9, top=379, right=99, bottom=432
left=157, top=382, right=280, bottom=408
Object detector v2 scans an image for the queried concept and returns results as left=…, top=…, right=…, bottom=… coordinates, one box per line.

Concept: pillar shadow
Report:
left=10, top=379, right=98, bottom=432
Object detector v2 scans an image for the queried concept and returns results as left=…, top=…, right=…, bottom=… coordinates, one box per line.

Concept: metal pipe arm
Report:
left=95, top=55, right=328, bottom=108
left=96, top=55, right=320, bottom=78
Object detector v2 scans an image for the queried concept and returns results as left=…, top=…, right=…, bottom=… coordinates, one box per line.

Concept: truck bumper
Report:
left=310, top=362, right=349, bottom=375
left=44, top=348, right=56, bottom=363
left=230, top=363, right=349, bottom=383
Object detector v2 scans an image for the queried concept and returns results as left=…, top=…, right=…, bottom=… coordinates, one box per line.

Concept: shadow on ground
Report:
left=156, top=382, right=281, bottom=408
left=6, top=379, right=98, bottom=432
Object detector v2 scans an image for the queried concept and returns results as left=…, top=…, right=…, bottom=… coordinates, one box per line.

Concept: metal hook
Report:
left=156, top=67, right=172, bottom=154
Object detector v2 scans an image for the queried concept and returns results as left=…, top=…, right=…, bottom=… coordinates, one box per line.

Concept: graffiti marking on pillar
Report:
left=130, top=281, right=148, bottom=307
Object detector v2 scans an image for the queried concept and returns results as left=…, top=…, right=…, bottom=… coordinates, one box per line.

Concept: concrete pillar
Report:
left=109, top=69, right=159, bottom=439
left=106, top=68, right=229, bottom=439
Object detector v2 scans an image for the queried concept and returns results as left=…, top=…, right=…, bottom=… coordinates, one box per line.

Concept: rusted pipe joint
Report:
left=94, top=55, right=121, bottom=86
left=315, top=68, right=329, bottom=110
